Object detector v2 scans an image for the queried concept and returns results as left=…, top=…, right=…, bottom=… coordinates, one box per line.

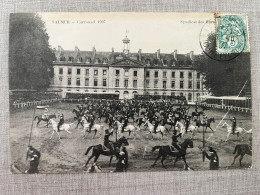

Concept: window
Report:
left=197, top=73, right=200, bottom=79
left=103, top=79, right=107, bottom=87
left=180, top=81, right=184, bottom=89
left=171, top=81, right=175, bottom=88
left=154, top=92, right=158, bottom=95
left=68, top=68, right=72, bottom=75
left=94, top=79, right=98, bottom=86
left=59, top=77, right=62, bottom=81
left=163, top=92, right=166, bottom=96
left=85, top=69, right=89, bottom=76
left=180, top=72, right=184, bottom=78
left=188, top=72, right=192, bottom=79
left=154, top=80, right=158, bottom=88
left=85, top=78, right=89, bottom=86
left=133, top=80, right=137, bottom=88
left=68, top=57, right=74, bottom=62
left=163, top=81, right=167, bottom=89
left=188, top=93, right=192, bottom=101
left=163, top=71, right=167, bottom=78
left=103, top=70, right=107, bottom=76
left=154, top=71, right=158, bottom=78
left=188, top=81, right=192, bottom=89
left=124, top=79, right=128, bottom=88
left=171, top=92, right=175, bottom=96
left=197, top=93, right=200, bottom=98
left=68, top=78, right=71, bottom=85
left=180, top=92, right=183, bottom=96
left=124, top=69, right=129, bottom=76
left=77, top=68, right=81, bottom=75
left=115, top=79, right=119, bottom=87
left=145, top=80, right=150, bottom=88
left=146, top=71, right=150, bottom=77
left=197, top=81, right=200, bottom=89
left=133, top=71, right=137, bottom=77
left=116, top=70, right=120, bottom=76
left=94, top=70, right=98, bottom=76
left=76, top=78, right=80, bottom=86
left=172, top=71, right=175, bottom=78
left=59, top=68, right=63, bottom=74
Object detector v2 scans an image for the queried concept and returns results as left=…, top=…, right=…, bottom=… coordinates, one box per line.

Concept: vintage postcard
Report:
left=9, top=13, right=252, bottom=173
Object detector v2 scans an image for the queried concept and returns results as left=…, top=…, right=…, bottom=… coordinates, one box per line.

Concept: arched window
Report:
left=78, top=57, right=83, bottom=62
left=145, top=91, right=149, bottom=95
left=180, top=92, right=183, bottom=97
left=60, top=56, right=66, bottom=61
left=103, top=58, right=108, bottom=64
left=145, top=59, right=151, bottom=65
left=85, top=57, right=91, bottom=64
left=154, top=92, right=158, bottom=95
left=68, top=56, right=74, bottom=62
left=163, top=60, right=168, bottom=65
left=163, top=92, right=166, bottom=96
left=94, top=58, right=100, bottom=64
left=94, top=90, right=97, bottom=92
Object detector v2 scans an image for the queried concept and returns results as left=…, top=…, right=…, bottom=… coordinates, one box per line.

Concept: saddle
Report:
left=102, top=143, right=114, bottom=152
left=170, top=145, right=175, bottom=152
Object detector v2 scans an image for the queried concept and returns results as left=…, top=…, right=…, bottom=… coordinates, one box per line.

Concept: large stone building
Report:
left=51, top=36, right=208, bottom=102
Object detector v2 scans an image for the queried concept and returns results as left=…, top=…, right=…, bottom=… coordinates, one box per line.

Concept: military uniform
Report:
left=104, top=130, right=113, bottom=151
left=231, top=117, right=237, bottom=134
left=171, top=131, right=182, bottom=151
left=57, top=114, right=64, bottom=132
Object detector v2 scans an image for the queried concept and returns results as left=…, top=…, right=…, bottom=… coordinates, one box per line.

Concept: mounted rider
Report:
left=184, top=115, right=191, bottom=133
left=201, top=112, right=207, bottom=125
left=57, top=113, right=64, bottom=132
left=88, top=114, right=94, bottom=133
left=42, top=108, right=49, bottom=120
left=170, top=129, right=182, bottom=152
left=231, top=117, right=236, bottom=134
left=121, top=115, right=128, bottom=133
left=153, top=116, right=160, bottom=133
left=103, top=129, right=114, bottom=151
left=25, top=145, right=41, bottom=174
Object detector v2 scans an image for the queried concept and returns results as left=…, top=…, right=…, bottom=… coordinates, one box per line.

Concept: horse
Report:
left=49, top=119, right=74, bottom=139
left=144, top=119, right=168, bottom=139
left=191, top=111, right=203, bottom=120
left=151, top=138, right=194, bottom=168
left=34, top=114, right=56, bottom=127
left=84, top=136, right=129, bottom=167
left=195, top=117, right=215, bottom=132
left=72, top=109, right=84, bottom=129
left=175, top=121, right=186, bottom=137
left=114, top=120, right=136, bottom=138
left=222, top=122, right=246, bottom=141
left=135, top=118, right=145, bottom=129
left=232, top=144, right=252, bottom=167
left=186, top=125, right=199, bottom=139
left=81, top=118, right=104, bottom=138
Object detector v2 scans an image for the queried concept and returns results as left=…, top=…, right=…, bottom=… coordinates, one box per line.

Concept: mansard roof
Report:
left=54, top=46, right=195, bottom=67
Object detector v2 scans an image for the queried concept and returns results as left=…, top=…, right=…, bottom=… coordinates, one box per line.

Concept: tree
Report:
left=9, top=13, right=55, bottom=90
left=194, top=33, right=251, bottom=96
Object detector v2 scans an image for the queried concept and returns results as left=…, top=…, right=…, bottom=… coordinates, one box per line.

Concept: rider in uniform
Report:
left=121, top=115, right=128, bottom=133
left=43, top=108, right=49, bottom=119
left=104, top=129, right=114, bottom=151
left=57, top=113, right=64, bottom=132
left=114, top=145, right=128, bottom=172
left=25, top=146, right=41, bottom=174
left=185, top=115, right=191, bottom=133
left=202, top=147, right=219, bottom=170
left=153, top=116, right=160, bottom=134
left=170, top=129, right=182, bottom=152
left=231, top=117, right=236, bottom=134
left=88, top=114, right=94, bottom=133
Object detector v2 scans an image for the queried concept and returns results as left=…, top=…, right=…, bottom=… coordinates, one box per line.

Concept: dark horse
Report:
left=34, top=114, right=56, bottom=127
left=72, top=109, right=84, bottom=128
left=84, top=136, right=129, bottom=167
left=191, top=111, right=203, bottom=119
left=151, top=139, right=193, bottom=168
left=195, top=117, right=215, bottom=132
left=232, top=144, right=252, bottom=167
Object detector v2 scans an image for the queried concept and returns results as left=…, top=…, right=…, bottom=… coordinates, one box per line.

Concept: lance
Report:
left=202, top=125, right=205, bottom=161
left=26, top=106, right=36, bottom=160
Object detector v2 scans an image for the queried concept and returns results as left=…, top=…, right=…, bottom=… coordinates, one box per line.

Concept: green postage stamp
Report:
left=215, top=13, right=250, bottom=54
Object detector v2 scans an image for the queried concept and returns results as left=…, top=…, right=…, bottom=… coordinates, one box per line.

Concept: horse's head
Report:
left=118, top=136, right=129, bottom=146
left=210, top=117, right=215, bottom=123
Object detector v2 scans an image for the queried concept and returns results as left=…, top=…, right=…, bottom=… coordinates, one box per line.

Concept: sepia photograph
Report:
left=9, top=12, right=252, bottom=174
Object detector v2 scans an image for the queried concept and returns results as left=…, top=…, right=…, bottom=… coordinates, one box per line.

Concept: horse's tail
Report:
left=233, top=145, right=239, bottom=154
left=152, top=146, right=161, bottom=153
left=85, top=146, right=94, bottom=155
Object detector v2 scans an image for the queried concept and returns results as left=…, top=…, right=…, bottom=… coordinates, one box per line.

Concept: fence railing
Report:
left=11, top=98, right=61, bottom=109
left=200, top=102, right=252, bottom=113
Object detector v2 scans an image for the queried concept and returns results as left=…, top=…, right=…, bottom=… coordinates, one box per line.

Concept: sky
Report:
left=40, top=12, right=215, bottom=54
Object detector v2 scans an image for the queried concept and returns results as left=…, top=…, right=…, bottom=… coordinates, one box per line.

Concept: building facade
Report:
left=51, top=36, right=208, bottom=102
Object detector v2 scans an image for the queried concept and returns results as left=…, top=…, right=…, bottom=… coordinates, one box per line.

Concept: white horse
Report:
left=175, top=121, right=186, bottom=137
left=144, top=119, right=168, bottom=139
left=49, top=119, right=74, bottom=139
left=114, top=121, right=137, bottom=139
left=222, top=122, right=246, bottom=141
left=186, top=125, right=199, bottom=139
left=81, top=117, right=104, bottom=138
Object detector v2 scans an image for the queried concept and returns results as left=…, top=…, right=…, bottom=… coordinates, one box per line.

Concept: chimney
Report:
left=92, top=46, right=96, bottom=59
left=75, top=46, right=79, bottom=53
left=173, top=50, right=177, bottom=61
left=189, top=51, right=194, bottom=61
left=112, top=47, right=114, bottom=53
left=58, top=45, right=62, bottom=53
left=138, top=49, right=142, bottom=61
left=156, top=49, right=160, bottom=59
